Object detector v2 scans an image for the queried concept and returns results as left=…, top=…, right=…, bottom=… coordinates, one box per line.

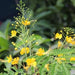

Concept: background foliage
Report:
left=23, top=0, right=75, bottom=38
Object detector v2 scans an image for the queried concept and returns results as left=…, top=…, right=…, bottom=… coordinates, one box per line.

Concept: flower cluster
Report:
left=45, top=64, right=49, bottom=71
left=36, top=48, right=45, bottom=56
left=22, top=20, right=30, bottom=26
left=55, top=57, right=66, bottom=64
left=66, top=36, right=75, bottom=45
left=12, top=57, right=19, bottom=65
left=7, top=55, right=19, bottom=65
left=11, top=30, right=17, bottom=37
left=55, top=33, right=62, bottom=39
left=24, top=58, right=37, bottom=71
left=55, top=29, right=75, bottom=48
left=20, top=47, right=30, bottom=55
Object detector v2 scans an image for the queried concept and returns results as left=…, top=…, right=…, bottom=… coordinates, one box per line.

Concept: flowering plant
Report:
left=0, top=0, right=75, bottom=75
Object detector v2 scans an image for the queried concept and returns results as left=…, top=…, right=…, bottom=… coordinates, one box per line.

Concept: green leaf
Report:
left=50, top=63, right=59, bottom=75
left=17, top=69, right=23, bottom=73
left=15, top=72, right=18, bottom=75
left=0, top=31, right=6, bottom=39
left=5, top=20, right=11, bottom=39
left=71, top=0, right=75, bottom=6
left=39, top=56, right=50, bottom=74
left=0, top=20, right=11, bottom=32
left=0, top=73, right=3, bottom=75
left=11, top=66, right=17, bottom=72
left=0, top=37, right=9, bottom=52
left=62, top=63, right=70, bottom=75
left=50, top=48, right=75, bottom=56
left=56, top=0, right=64, bottom=7
left=36, top=20, right=50, bottom=28
left=5, top=63, right=11, bottom=70
left=35, top=11, right=52, bottom=19
left=8, top=70, right=15, bottom=75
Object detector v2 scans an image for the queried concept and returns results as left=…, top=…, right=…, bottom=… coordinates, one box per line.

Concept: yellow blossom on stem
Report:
left=58, top=41, right=62, bottom=48
left=22, top=20, right=30, bottom=26
left=45, top=64, right=49, bottom=71
left=12, top=57, right=19, bottom=65
left=11, top=30, right=17, bottom=37
left=26, top=58, right=32, bottom=66
left=20, top=47, right=30, bottom=55
left=65, top=36, right=72, bottom=43
left=70, top=41, right=75, bottom=45
left=55, top=33, right=62, bottom=39
left=25, top=47, right=30, bottom=54
left=7, top=55, right=12, bottom=63
left=58, top=54, right=63, bottom=57
left=55, top=57, right=66, bottom=64
left=36, top=48, right=45, bottom=56
left=26, top=58, right=37, bottom=67
left=61, top=58, right=66, bottom=61
left=70, top=57, right=75, bottom=61
left=32, top=61, right=37, bottom=67
left=58, top=58, right=66, bottom=61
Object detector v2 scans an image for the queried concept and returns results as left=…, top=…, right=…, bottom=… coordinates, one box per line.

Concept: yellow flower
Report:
left=11, top=30, right=17, bottom=37
left=65, top=36, right=72, bottom=43
left=32, top=62, right=37, bottom=67
left=12, top=57, right=19, bottom=65
left=26, top=58, right=37, bottom=67
left=26, top=58, right=31, bottom=66
left=7, top=55, right=12, bottom=63
left=70, top=57, right=75, bottom=61
left=57, top=58, right=66, bottom=61
left=57, top=60, right=62, bottom=64
left=70, top=40, right=75, bottom=45
left=22, top=20, right=30, bottom=26
left=20, top=48, right=25, bottom=55
left=55, top=58, right=66, bottom=64
left=55, top=33, right=62, bottom=39
left=58, top=54, right=63, bottom=57
left=20, top=47, right=30, bottom=55
left=61, top=58, right=66, bottom=61
left=58, top=41, right=62, bottom=48
left=45, top=64, right=49, bottom=71
left=36, top=48, right=45, bottom=56
left=25, top=47, right=30, bottom=54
